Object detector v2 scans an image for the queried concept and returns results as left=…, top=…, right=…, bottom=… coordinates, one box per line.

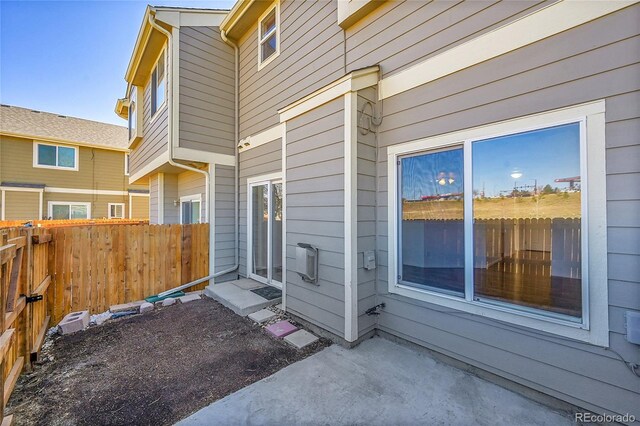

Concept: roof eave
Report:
left=220, top=0, right=255, bottom=40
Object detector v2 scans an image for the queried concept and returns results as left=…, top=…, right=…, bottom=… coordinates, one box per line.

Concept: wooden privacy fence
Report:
left=45, top=223, right=209, bottom=325
left=0, top=219, right=148, bottom=229
left=0, top=227, right=52, bottom=423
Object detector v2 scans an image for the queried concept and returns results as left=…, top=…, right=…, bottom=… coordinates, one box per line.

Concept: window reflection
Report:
left=472, top=123, right=582, bottom=318
left=399, top=148, right=465, bottom=295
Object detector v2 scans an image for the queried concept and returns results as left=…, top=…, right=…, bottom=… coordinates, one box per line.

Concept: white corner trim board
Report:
left=238, top=124, right=283, bottom=152
left=344, top=92, right=359, bottom=343
left=378, top=0, right=637, bottom=100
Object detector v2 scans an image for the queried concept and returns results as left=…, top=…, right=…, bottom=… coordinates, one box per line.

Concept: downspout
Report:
left=150, top=17, right=240, bottom=298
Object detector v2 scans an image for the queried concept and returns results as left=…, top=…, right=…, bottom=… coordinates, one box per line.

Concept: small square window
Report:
left=258, top=2, right=280, bottom=69
left=108, top=203, right=125, bottom=219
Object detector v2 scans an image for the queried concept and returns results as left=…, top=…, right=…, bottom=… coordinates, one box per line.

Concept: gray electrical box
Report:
left=363, top=250, right=376, bottom=270
left=296, top=243, right=318, bottom=284
left=626, top=311, right=640, bottom=345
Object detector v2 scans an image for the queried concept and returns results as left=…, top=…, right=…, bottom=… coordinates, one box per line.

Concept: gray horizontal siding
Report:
left=238, top=0, right=344, bottom=139
left=163, top=173, right=179, bottom=224
left=179, top=26, right=235, bottom=156
left=345, top=0, right=549, bottom=76
left=357, top=87, right=378, bottom=336
left=285, top=97, right=345, bottom=337
left=177, top=170, right=206, bottom=223
left=215, top=165, right=237, bottom=281
left=239, top=139, right=282, bottom=277
left=149, top=174, right=160, bottom=224
left=375, top=5, right=640, bottom=418
left=130, top=77, right=168, bottom=176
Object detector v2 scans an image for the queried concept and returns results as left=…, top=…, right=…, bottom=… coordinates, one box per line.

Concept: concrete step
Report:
left=204, top=279, right=281, bottom=316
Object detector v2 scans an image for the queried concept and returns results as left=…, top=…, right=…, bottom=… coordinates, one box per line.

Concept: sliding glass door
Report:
left=249, top=179, right=282, bottom=288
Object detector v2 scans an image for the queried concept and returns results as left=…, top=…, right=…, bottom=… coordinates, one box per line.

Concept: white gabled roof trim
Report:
left=238, top=124, right=283, bottom=152
left=378, top=0, right=637, bottom=100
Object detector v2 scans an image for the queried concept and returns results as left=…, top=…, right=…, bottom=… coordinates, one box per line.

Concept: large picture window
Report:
left=388, top=102, right=608, bottom=345
left=48, top=202, right=90, bottom=220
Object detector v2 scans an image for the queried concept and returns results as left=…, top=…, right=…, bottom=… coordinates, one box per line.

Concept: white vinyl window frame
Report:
left=47, top=201, right=91, bottom=220
left=150, top=48, right=167, bottom=121
left=33, top=141, right=79, bottom=171
left=387, top=101, right=608, bottom=347
left=179, top=193, right=202, bottom=224
left=257, top=1, right=280, bottom=71
left=124, top=153, right=130, bottom=176
left=108, top=203, right=125, bottom=219
left=247, top=172, right=283, bottom=289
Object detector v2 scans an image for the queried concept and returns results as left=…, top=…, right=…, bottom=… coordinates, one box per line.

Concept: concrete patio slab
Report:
left=177, top=337, right=572, bottom=426
left=204, top=279, right=280, bottom=316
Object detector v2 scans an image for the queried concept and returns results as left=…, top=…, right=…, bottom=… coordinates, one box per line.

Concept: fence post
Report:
left=23, top=228, right=33, bottom=373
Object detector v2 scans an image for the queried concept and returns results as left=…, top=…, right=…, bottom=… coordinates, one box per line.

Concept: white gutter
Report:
left=148, top=13, right=240, bottom=296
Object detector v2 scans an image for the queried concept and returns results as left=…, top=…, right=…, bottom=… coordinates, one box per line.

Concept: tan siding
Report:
left=375, top=6, right=640, bottom=418
left=285, top=97, right=345, bottom=337
left=0, top=135, right=143, bottom=191
left=179, top=26, right=236, bottom=155
left=43, top=192, right=129, bottom=219
left=3, top=191, right=40, bottom=220
left=238, top=0, right=345, bottom=139
left=130, top=195, right=149, bottom=219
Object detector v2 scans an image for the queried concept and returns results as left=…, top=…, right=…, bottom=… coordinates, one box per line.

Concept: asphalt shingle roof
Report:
left=0, top=104, right=128, bottom=150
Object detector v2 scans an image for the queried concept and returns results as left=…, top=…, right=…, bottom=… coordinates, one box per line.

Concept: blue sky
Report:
left=0, top=0, right=234, bottom=127
left=401, top=123, right=581, bottom=200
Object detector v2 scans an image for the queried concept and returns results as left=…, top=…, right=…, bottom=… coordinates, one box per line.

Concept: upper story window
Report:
left=151, top=50, right=166, bottom=117
left=387, top=102, right=608, bottom=346
left=33, top=142, right=78, bottom=171
left=258, top=1, right=280, bottom=70
left=128, top=87, right=137, bottom=140
left=124, top=153, right=130, bottom=176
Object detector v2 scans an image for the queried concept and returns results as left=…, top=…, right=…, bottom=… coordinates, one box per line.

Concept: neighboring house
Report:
left=119, top=1, right=640, bottom=420
left=0, top=105, right=149, bottom=220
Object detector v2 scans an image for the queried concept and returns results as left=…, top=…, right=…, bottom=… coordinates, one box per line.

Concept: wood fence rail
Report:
left=0, top=219, right=149, bottom=229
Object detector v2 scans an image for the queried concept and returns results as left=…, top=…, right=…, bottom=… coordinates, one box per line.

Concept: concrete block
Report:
left=59, top=311, right=89, bottom=335
left=274, top=304, right=283, bottom=311
left=110, top=301, right=144, bottom=313
left=284, top=330, right=318, bottom=349
left=265, top=321, right=297, bottom=338
left=178, top=294, right=201, bottom=304
left=162, top=297, right=177, bottom=307
left=248, top=309, right=276, bottom=324
left=140, top=302, right=154, bottom=313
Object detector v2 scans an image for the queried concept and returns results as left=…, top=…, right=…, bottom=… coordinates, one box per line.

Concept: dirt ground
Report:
left=7, top=298, right=329, bottom=426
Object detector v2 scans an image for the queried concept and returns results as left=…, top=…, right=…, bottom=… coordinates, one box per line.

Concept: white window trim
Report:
left=33, top=141, right=79, bottom=171
left=150, top=48, right=167, bottom=123
left=124, top=153, right=130, bottom=176
left=257, top=0, right=280, bottom=71
left=179, top=193, right=202, bottom=224
left=47, top=201, right=91, bottom=220
left=246, top=172, right=283, bottom=289
left=108, top=203, right=125, bottom=219
left=387, top=100, right=608, bottom=347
